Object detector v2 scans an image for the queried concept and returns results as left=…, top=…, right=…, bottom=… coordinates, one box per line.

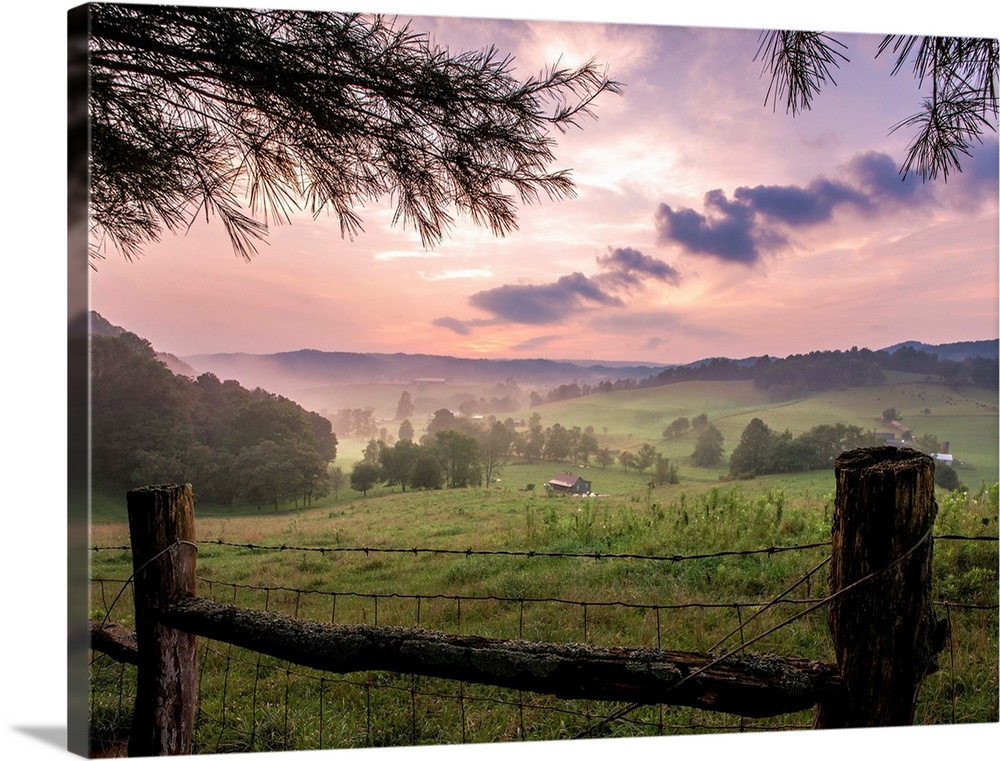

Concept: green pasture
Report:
left=89, top=475, right=998, bottom=750
left=87, top=373, right=998, bottom=750
left=520, top=376, right=998, bottom=485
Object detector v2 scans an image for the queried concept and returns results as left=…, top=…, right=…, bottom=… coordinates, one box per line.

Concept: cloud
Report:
left=469, top=272, right=624, bottom=325
left=419, top=269, right=493, bottom=281
left=642, top=336, right=668, bottom=351
left=590, top=310, right=734, bottom=341
left=374, top=250, right=442, bottom=261
left=432, top=315, right=499, bottom=334
left=596, top=246, right=681, bottom=286
left=512, top=335, right=560, bottom=352
left=432, top=316, right=474, bottom=335
left=846, top=151, right=924, bottom=204
left=655, top=191, right=764, bottom=264
left=452, top=246, right=680, bottom=330
left=654, top=151, right=943, bottom=264
left=732, top=179, right=868, bottom=226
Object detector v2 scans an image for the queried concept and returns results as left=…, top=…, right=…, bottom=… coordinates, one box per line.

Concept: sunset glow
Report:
left=88, top=2, right=999, bottom=366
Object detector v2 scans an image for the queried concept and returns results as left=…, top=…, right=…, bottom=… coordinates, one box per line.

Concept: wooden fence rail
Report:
left=96, top=446, right=945, bottom=756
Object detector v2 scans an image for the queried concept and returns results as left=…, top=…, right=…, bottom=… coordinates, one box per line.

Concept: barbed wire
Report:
left=575, top=522, right=939, bottom=737
left=90, top=575, right=997, bottom=619
left=88, top=532, right=998, bottom=557
left=92, top=538, right=833, bottom=562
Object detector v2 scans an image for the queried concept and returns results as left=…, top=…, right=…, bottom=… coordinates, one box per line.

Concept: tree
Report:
left=329, top=464, right=345, bottom=499
left=915, top=432, right=940, bottom=455
left=518, top=413, right=546, bottom=462
left=691, top=425, right=725, bottom=467
left=882, top=408, right=901, bottom=423
left=618, top=450, right=637, bottom=473
left=410, top=452, right=445, bottom=490
left=662, top=417, right=691, bottom=439
left=398, top=418, right=415, bottom=442
left=543, top=423, right=573, bottom=461
left=729, top=418, right=775, bottom=476
left=395, top=392, right=415, bottom=421
left=634, top=443, right=658, bottom=474
left=652, top=454, right=679, bottom=486
left=350, top=461, right=381, bottom=496
left=84, top=4, right=621, bottom=260
left=479, top=420, right=514, bottom=485
left=431, top=430, right=482, bottom=488
left=380, top=439, right=421, bottom=492
left=362, top=438, right=387, bottom=466
left=596, top=447, right=616, bottom=470
left=574, top=431, right=600, bottom=466
left=756, top=31, right=998, bottom=181
left=935, top=463, right=961, bottom=491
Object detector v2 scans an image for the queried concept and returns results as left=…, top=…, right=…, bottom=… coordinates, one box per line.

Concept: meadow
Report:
left=88, top=374, right=999, bottom=752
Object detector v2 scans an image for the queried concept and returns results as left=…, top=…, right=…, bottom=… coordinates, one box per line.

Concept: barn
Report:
left=546, top=472, right=592, bottom=495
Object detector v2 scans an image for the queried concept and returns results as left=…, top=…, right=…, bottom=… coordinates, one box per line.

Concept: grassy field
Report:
left=88, top=375, right=998, bottom=752
left=89, top=482, right=998, bottom=752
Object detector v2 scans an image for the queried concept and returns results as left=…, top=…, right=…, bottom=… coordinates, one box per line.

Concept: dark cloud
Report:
left=964, top=138, right=999, bottom=186
left=596, top=246, right=681, bottom=286
left=468, top=272, right=623, bottom=325
left=655, top=151, right=950, bottom=264
left=655, top=191, right=764, bottom=264
left=443, top=246, right=682, bottom=334
left=733, top=179, right=868, bottom=225
left=947, top=137, right=1000, bottom=207
left=846, top=151, right=924, bottom=203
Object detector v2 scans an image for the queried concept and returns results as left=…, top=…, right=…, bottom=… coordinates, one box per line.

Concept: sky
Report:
left=86, top=1, right=1000, bottom=365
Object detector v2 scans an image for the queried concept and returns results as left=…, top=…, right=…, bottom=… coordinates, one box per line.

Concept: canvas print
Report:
left=68, top=1, right=999, bottom=757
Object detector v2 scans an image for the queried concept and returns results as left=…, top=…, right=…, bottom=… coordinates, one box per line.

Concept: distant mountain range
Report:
left=178, top=339, right=999, bottom=396
left=177, top=348, right=668, bottom=395
left=90, top=311, right=997, bottom=395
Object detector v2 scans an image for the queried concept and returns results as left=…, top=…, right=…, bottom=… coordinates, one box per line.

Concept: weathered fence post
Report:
left=814, top=447, right=943, bottom=728
left=126, top=484, right=198, bottom=757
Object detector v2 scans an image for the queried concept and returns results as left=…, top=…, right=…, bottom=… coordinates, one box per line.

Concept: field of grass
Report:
left=518, top=375, right=998, bottom=485
left=89, top=474, right=998, bottom=752
left=87, top=374, right=998, bottom=752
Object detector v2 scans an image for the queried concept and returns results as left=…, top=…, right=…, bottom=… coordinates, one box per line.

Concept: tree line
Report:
left=532, top=347, right=998, bottom=407
left=91, top=331, right=338, bottom=509
left=723, top=417, right=961, bottom=489
left=348, top=409, right=683, bottom=495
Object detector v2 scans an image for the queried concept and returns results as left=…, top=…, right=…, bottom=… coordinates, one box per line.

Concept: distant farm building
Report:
left=873, top=432, right=908, bottom=448
left=546, top=472, right=592, bottom=495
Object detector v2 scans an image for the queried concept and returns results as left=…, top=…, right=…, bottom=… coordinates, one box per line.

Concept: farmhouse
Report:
left=546, top=472, right=592, bottom=495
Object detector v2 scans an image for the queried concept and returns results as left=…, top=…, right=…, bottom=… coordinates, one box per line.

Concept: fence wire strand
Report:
left=87, top=527, right=997, bottom=749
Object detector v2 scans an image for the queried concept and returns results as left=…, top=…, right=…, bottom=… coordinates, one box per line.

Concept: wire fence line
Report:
left=91, top=537, right=834, bottom=562
left=89, top=574, right=998, bottom=622
left=87, top=531, right=999, bottom=558
left=88, top=526, right=997, bottom=752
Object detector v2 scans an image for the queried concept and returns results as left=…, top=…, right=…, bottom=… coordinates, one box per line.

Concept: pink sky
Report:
left=88, top=1, right=1000, bottom=365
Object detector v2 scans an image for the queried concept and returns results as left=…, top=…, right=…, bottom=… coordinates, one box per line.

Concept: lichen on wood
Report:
left=159, top=595, right=843, bottom=718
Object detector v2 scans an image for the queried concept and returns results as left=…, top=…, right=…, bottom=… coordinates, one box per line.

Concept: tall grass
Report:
left=89, top=476, right=998, bottom=751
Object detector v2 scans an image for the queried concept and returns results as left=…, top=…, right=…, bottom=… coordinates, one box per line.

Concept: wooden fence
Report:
left=90, top=446, right=945, bottom=756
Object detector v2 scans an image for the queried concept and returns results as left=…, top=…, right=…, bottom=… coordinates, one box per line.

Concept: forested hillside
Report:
left=626, top=345, right=998, bottom=399
left=91, top=327, right=337, bottom=508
